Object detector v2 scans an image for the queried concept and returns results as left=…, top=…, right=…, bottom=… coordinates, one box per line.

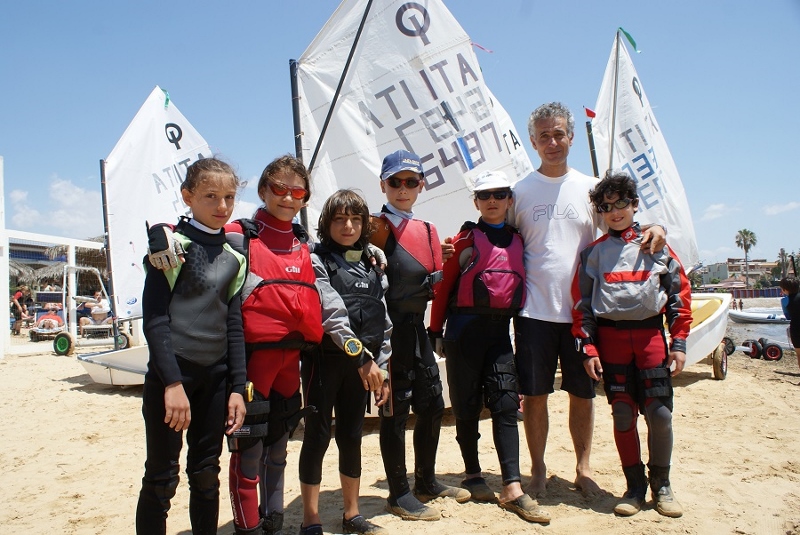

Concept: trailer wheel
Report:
left=762, top=343, right=783, bottom=361
left=742, top=339, right=762, bottom=359
left=116, top=332, right=132, bottom=350
left=53, top=332, right=75, bottom=356
left=712, top=343, right=728, bottom=380
left=722, top=337, right=735, bottom=356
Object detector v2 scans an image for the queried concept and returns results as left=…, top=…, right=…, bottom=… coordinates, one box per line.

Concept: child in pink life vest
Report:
left=428, top=170, right=549, bottom=524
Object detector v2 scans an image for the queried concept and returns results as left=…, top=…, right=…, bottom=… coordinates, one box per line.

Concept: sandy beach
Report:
left=2, top=297, right=799, bottom=534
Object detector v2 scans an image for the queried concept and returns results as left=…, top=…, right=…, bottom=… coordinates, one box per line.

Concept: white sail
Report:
left=296, top=0, right=532, bottom=238
left=592, top=34, right=699, bottom=270
left=104, top=86, right=211, bottom=319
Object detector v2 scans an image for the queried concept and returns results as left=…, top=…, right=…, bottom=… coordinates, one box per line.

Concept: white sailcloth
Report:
left=592, top=35, right=699, bottom=270
left=296, top=0, right=532, bottom=238
left=104, top=86, right=211, bottom=319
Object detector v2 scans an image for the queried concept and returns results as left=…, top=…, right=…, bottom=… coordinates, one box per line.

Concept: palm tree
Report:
left=735, top=229, right=757, bottom=289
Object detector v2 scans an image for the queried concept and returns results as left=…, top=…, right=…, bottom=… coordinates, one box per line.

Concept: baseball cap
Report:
left=380, top=150, right=423, bottom=180
left=472, top=170, right=511, bottom=191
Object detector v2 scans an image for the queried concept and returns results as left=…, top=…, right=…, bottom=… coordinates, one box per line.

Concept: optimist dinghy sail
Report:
left=294, top=0, right=532, bottom=238
left=102, top=86, right=212, bottom=320
left=590, top=31, right=729, bottom=374
left=591, top=32, right=699, bottom=271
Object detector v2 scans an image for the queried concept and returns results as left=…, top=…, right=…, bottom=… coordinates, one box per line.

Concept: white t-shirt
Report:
left=510, top=168, right=603, bottom=323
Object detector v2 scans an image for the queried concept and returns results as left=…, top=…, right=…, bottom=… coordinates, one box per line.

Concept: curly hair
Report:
left=589, top=170, right=639, bottom=210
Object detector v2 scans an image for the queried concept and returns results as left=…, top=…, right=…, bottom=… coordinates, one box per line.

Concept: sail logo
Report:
left=396, top=3, right=430, bottom=45
left=165, top=123, right=183, bottom=150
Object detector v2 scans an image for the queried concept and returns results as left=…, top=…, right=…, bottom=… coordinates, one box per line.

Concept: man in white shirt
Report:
left=510, top=102, right=665, bottom=498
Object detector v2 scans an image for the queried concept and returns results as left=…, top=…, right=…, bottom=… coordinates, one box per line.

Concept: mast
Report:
left=99, top=158, right=122, bottom=348
left=289, top=59, right=309, bottom=229
left=586, top=120, right=600, bottom=178
left=608, top=30, right=622, bottom=170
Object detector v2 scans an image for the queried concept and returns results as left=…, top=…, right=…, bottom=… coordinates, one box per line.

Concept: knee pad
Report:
left=611, top=397, right=637, bottom=433
left=602, top=363, right=638, bottom=404
left=143, top=473, right=179, bottom=504
left=638, top=366, right=673, bottom=412
left=411, top=363, right=443, bottom=413
left=228, top=464, right=260, bottom=530
left=482, top=361, right=519, bottom=416
left=188, top=463, right=220, bottom=500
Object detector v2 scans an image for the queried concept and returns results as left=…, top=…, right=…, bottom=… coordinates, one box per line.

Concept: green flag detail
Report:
left=618, top=27, right=640, bottom=53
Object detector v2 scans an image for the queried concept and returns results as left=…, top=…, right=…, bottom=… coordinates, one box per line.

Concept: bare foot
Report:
left=524, top=472, right=548, bottom=498
left=574, top=474, right=601, bottom=498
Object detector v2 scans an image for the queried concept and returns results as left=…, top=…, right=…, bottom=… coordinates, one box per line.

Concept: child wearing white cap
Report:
left=428, top=170, right=550, bottom=524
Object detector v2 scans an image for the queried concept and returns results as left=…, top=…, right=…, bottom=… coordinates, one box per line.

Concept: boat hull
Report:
left=685, top=293, right=731, bottom=368
left=728, top=310, right=788, bottom=324
left=77, top=345, right=148, bottom=386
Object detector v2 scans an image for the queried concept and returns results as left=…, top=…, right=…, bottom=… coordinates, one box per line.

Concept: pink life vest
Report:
left=454, top=228, right=526, bottom=315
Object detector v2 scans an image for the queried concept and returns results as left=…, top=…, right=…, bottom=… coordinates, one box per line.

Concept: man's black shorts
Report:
left=513, top=316, right=596, bottom=398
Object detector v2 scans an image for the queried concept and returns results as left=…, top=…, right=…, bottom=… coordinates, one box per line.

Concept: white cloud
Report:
left=764, top=201, right=800, bottom=216
left=699, top=203, right=730, bottom=222
left=8, top=177, right=103, bottom=239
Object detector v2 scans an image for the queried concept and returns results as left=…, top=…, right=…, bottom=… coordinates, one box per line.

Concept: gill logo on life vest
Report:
left=285, top=266, right=301, bottom=274
left=497, top=255, right=508, bottom=262
left=355, top=281, right=369, bottom=289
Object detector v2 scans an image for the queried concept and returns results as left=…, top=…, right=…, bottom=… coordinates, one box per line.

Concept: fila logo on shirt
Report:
left=285, top=266, right=301, bottom=274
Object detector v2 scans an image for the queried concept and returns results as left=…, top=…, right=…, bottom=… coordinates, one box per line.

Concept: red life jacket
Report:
left=233, top=219, right=323, bottom=346
left=454, top=228, right=526, bottom=315
left=381, top=214, right=443, bottom=313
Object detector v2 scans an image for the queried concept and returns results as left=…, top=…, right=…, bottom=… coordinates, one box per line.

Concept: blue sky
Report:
left=2, top=1, right=798, bottom=266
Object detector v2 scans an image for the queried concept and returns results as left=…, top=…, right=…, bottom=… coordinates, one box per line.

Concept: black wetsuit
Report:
left=136, top=221, right=245, bottom=535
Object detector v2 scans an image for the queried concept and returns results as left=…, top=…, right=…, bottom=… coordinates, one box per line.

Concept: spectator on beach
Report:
left=371, top=150, right=470, bottom=522
left=428, top=170, right=549, bottom=524
left=78, top=290, right=112, bottom=336
left=35, top=308, right=64, bottom=330
left=299, top=189, right=392, bottom=535
left=739, top=299, right=744, bottom=310
left=572, top=171, right=691, bottom=517
left=136, top=157, right=247, bottom=534
left=780, top=277, right=800, bottom=370
left=509, top=102, right=666, bottom=499
left=10, top=285, right=32, bottom=335
left=731, top=299, right=737, bottom=310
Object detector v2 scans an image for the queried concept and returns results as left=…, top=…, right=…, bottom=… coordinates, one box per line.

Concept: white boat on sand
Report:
left=728, top=309, right=788, bottom=324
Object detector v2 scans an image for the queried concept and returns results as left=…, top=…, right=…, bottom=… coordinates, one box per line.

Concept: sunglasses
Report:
left=267, top=181, right=307, bottom=200
left=596, top=198, right=634, bottom=213
left=384, top=177, right=422, bottom=189
left=475, top=190, right=511, bottom=201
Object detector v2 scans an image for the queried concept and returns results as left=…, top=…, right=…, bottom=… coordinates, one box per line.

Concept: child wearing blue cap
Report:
left=370, top=150, right=470, bottom=521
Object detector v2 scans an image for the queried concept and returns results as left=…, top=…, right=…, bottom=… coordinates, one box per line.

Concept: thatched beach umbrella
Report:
left=9, top=259, right=34, bottom=280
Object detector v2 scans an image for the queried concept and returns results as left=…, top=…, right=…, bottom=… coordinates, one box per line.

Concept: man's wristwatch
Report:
left=344, top=338, right=363, bottom=358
